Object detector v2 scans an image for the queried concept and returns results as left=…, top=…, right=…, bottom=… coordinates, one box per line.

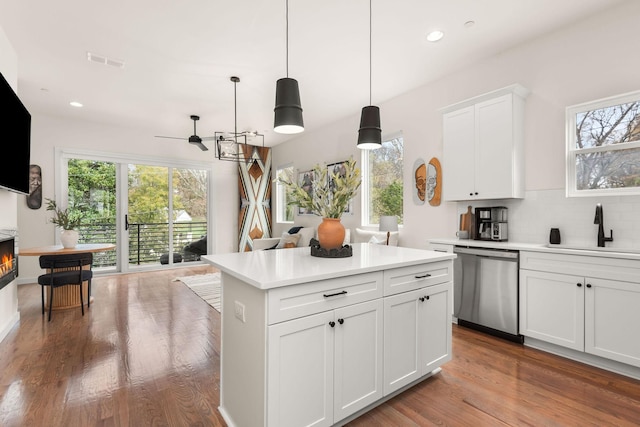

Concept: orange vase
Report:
left=317, top=218, right=346, bottom=250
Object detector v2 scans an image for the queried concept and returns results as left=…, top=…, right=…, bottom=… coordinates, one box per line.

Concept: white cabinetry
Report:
left=268, top=298, right=383, bottom=427
left=519, top=251, right=640, bottom=370
left=382, top=262, right=452, bottom=395
left=441, top=84, right=529, bottom=201
left=208, top=245, right=455, bottom=427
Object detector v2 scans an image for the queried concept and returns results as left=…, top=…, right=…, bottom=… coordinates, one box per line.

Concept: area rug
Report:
left=173, top=272, right=221, bottom=312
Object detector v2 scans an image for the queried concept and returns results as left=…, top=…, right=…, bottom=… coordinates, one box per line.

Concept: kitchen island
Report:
left=202, top=243, right=456, bottom=427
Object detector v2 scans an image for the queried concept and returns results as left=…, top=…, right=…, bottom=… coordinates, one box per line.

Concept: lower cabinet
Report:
left=383, top=282, right=452, bottom=395
left=267, top=299, right=383, bottom=427
left=519, top=251, right=640, bottom=369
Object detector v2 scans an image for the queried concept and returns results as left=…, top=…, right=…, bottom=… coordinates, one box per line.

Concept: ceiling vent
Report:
left=86, top=52, right=125, bottom=69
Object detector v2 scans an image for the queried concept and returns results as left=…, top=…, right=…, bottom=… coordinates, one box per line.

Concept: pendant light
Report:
left=216, top=76, right=264, bottom=162
left=357, top=0, right=382, bottom=149
left=274, top=0, right=304, bottom=134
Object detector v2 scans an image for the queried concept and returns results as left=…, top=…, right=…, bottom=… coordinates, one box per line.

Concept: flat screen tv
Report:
left=0, top=71, right=31, bottom=195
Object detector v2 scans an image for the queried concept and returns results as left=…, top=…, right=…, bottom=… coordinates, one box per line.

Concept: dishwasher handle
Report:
left=454, top=246, right=518, bottom=259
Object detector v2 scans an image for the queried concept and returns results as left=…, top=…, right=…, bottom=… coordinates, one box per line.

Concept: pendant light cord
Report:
left=369, top=0, right=372, bottom=106
left=234, top=78, right=237, bottom=144
left=286, top=0, right=289, bottom=78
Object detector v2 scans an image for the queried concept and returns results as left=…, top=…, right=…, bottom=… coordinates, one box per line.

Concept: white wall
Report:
left=273, top=1, right=640, bottom=249
left=0, top=25, right=21, bottom=342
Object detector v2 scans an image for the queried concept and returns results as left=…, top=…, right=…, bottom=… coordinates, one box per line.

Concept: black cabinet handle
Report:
left=414, top=273, right=432, bottom=279
left=425, top=295, right=430, bottom=300
left=577, top=283, right=582, bottom=287
left=323, top=290, right=347, bottom=298
left=419, top=297, right=425, bottom=302
left=586, top=284, right=592, bottom=288
left=329, top=321, right=335, bottom=328
left=469, top=192, right=473, bottom=196
left=338, top=318, right=344, bottom=325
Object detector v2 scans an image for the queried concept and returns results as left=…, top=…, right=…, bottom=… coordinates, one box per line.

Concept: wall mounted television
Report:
left=0, top=71, right=31, bottom=195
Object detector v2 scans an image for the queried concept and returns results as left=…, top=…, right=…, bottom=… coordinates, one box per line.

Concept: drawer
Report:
left=383, top=261, right=451, bottom=296
left=267, top=271, right=383, bottom=324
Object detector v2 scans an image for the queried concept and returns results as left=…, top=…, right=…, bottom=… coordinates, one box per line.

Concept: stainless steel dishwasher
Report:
left=453, top=246, right=523, bottom=343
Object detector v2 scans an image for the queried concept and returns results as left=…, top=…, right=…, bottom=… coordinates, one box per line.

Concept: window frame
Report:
left=360, top=131, right=404, bottom=227
left=275, top=163, right=294, bottom=224
left=566, top=89, right=640, bottom=197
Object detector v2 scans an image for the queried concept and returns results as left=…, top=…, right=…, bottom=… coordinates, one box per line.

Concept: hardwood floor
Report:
left=1, top=267, right=639, bottom=426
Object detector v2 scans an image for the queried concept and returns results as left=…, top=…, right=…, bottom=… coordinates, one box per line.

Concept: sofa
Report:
left=252, top=226, right=398, bottom=250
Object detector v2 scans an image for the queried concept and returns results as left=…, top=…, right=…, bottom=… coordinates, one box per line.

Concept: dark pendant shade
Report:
left=357, top=105, right=382, bottom=149
left=274, top=77, right=304, bottom=134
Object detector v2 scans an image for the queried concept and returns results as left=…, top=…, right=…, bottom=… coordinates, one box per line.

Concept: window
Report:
left=276, top=164, right=294, bottom=223
left=361, top=134, right=404, bottom=226
left=566, top=90, right=640, bottom=197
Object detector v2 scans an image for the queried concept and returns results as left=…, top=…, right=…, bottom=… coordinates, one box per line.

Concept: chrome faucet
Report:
left=594, top=203, right=613, bottom=247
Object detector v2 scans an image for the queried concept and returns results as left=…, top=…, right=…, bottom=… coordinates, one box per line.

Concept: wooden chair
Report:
left=37, top=253, right=93, bottom=321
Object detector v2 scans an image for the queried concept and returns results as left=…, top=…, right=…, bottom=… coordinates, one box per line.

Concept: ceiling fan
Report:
left=155, top=115, right=215, bottom=151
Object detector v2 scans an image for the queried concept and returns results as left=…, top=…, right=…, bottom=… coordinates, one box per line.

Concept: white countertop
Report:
left=429, top=237, right=640, bottom=261
left=202, top=243, right=456, bottom=290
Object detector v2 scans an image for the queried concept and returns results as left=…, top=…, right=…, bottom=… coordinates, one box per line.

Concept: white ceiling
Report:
left=0, top=0, right=626, bottom=148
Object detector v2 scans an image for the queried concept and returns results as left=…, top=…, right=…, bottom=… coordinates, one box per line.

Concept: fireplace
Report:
left=0, top=236, right=16, bottom=291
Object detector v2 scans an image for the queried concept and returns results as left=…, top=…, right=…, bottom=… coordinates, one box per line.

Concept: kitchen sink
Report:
left=545, top=244, right=640, bottom=254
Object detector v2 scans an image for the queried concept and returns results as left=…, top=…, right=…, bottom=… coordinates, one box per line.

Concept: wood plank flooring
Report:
left=1, top=267, right=639, bottom=426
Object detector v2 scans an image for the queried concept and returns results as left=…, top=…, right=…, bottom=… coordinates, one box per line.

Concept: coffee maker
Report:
left=474, top=206, right=508, bottom=241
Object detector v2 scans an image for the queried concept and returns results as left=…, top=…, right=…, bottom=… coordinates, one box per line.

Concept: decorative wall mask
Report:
left=427, top=157, right=442, bottom=206
left=413, top=158, right=426, bottom=205
left=27, top=164, right=42, bottom=209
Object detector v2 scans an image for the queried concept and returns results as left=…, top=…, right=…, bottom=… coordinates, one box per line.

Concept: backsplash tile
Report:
left=457, top=190, right=640, bottom=249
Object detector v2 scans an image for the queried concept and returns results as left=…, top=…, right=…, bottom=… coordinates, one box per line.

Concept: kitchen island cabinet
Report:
left=202, top=244, right=455, bottom=427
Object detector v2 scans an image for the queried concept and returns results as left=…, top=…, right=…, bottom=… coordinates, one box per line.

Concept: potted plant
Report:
left=46, top=198, right=84, bottom=248
left=278, top=157, right=361, bottom=249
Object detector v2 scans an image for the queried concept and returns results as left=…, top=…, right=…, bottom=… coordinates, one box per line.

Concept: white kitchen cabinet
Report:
left=441, top=84, right=528, bottom=201
left=519, top=269, right=584, bottom=351
left=585, top=277, right=640, bottom=367
left=519, top=250, right=640, bottom=370
left=267, top=299, right=383, bottom=427
left=383, top=282, right=451, bottom=395
left=202, top=244, right=455, bottom=427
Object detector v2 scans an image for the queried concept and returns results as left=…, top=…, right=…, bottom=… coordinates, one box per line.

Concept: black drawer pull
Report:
left=414, top=273, right=432, bottom=279
left=323, top=290, right=347, bottom=298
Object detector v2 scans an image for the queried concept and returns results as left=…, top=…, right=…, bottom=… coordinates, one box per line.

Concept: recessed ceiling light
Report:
left=70, top=101, right=83, bottom=108
left=464, top=20, right=475, bottom=28
left=426, top=30, right=444, bottom=42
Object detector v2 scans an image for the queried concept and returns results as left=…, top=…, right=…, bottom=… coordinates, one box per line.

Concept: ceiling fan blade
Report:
left=155, top=135, right=187, bottom=140
left=195, top=142, right=209, bottom=151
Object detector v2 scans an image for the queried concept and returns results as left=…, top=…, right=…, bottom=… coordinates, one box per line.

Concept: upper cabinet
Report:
left=440, top=84, right=529, bottom=201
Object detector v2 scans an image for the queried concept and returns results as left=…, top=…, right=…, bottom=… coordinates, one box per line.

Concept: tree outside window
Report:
left=567, top=91, right=640, bottom=196
left=362, top=135, right=404, bottom=225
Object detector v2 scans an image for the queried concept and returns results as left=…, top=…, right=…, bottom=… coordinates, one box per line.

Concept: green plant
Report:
left=278, top=157, right=361, bottom=218
left=45, top=198, right=84, bottom=230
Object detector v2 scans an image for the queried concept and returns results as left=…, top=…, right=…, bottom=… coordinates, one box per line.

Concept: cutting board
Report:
left=460, top=205, right=474, bottom=234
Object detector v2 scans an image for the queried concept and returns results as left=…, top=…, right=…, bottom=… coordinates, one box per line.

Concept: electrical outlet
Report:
left=234, top=301, right=246, bottom=323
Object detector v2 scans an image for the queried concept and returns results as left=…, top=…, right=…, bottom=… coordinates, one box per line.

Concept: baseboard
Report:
left=0, top=310, right=20, bottom=344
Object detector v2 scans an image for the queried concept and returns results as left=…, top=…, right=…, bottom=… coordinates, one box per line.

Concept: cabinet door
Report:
left=585, top=278, right=640, bottom=368
left=383, top=288, right=423, bottom=395
left=333, top=299, right=384, bottom=421
left=519, top=269, right=584, bottom=351
left=268, top=311, right=334, bottom=427
left=475, top=94, right=514, bottom=199
left=442, top=105, right=475, bottom=200
left=420, top=282, right=452, bottom=373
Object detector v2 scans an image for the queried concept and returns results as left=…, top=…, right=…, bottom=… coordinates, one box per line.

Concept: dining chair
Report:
left=37, top=252, right=93, bottom=321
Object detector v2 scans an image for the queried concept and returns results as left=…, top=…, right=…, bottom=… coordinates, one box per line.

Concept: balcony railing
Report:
left=77, top=221, right=207, bottom=268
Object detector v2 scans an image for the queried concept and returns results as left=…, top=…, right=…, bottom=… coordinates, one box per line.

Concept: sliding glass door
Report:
left=57, top=149, right=211, bottom=273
